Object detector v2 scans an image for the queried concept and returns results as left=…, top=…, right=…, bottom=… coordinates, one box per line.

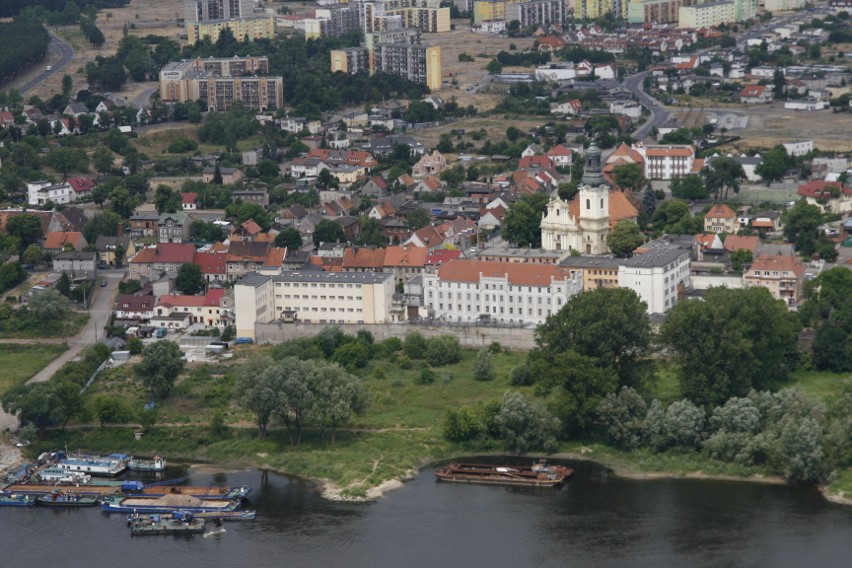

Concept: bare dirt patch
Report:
left=736, top=104, right=852, bottom=152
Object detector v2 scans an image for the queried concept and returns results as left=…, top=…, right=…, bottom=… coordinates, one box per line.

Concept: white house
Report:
left=422, top=259, right=583, bottom=326
left=27, top=180, right=73, bottom=206
left=609, top=100, right=643, bottom=119
left=782, top=140, right=814, bottom=157
left=289, top=157, right=329, bottom=178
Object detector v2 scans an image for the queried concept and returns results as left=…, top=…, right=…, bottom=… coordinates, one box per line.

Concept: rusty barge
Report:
left=435, top=461, right=573, bottom=488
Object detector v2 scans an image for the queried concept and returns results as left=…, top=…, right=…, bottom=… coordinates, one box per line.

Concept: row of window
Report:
left=429, top=303, right=552, bottom=318
left=278, top=294, right=358, bottom=301
left=428, top=291, right=561, bottom=306
left=275, top=282, right=362, bottom=289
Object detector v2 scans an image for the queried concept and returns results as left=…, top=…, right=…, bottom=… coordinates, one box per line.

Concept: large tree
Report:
left=175, top=262, right=205, bottom=295
left=612, top=163, right=646, bottom=192
left=501, top=193, right=549, bottom=248
left=782, top=200, right=823, bottom=256
left=756, top=146, right=792, bottom=184
left=154, top=185, right=181, bottom=214
left=702, top=157, right=746, bottom=202
left=669, top=174, right=709, bottom=200
left=660, top=287, right=800, bottom=407
left=28, top=289, right=70, bottom=331
left=136, top=340, right=185, bottom=401
left=6, top=214, right=43, bottom=257
left=494, top=391, right=561, bottom=454
left=532, top=287, right=652, bottom=389
left=607, top=220, right=644, bottom=257
left=313, top=219, right=346, bottom=245
left=273, top=227, right=303, bottom=250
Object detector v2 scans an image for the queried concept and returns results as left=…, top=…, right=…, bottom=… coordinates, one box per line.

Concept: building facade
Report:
left=504, top=0, right=566, bottom=27
left=160, top=59, right=284, bottom=112
left=617, top=236, right=691, bottom=314
left=234, top=271, right=397, bottom=339
left=744, top=254, right=804, bottom=305
left=633, top=144, right=695, bottom=180
left=678, top=0, right=735, bottom=29
left=422, top=259, right=583, bottom=325
left=183, top=0, right=274, bottom=42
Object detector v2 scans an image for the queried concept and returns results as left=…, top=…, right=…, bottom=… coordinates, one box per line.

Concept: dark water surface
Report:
left=2, top=460, right=851, bottom=568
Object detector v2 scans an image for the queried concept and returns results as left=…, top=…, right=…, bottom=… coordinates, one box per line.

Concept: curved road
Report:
left=18, top=31, right=75, bottom=95
left=624, top=71, right=671, bottom=140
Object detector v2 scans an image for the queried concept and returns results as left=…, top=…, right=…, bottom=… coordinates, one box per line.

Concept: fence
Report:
left=255, top=322, right=536, bottom=350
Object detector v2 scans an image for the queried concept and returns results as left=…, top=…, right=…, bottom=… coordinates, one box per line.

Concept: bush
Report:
left=417, top=367, right=436, bottom=385
left=403, top=332, right=428, bottom=359
left=443, top=406, right=481, bottom=442
left=127, top=336, right=143, bottom=355
left=488, top=341, right=501, bottom=354
left=473, top=348, right=494, bottom=381
left=398, top=355, right=412, bottom=369
left=596, top=386, right=648, bottom=450
left=426, top=335, right=462, bottom=366
left=210, top=410, right=229, bottom=440
left=332, top=340, right=370, bottom=371
left=167, top=138, right=198, bottom=153
left=510, top=364, right=534, bottom=386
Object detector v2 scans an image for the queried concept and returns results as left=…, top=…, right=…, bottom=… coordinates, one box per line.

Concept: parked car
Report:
left=100, top=280, right=107, bottom=287
left=234, top=337, right=254, bottom=345
left=16, top=441, right=30, bottom=447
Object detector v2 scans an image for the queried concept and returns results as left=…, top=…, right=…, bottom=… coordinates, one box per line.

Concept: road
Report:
left=0, top=271, right=122, bottom=435
left=18, top=31, right=75, bottom=95
left=130, top=86, right=157, bottom=110
left=624, top=71, right=671, bottom=140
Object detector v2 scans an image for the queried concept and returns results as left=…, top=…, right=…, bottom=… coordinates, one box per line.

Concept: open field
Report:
left=0, top=344, right=68, bottom=395
left=735, top=103, right=852, bottom=152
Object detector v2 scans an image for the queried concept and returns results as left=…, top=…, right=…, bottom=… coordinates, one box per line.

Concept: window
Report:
left=586, top=198, right=591, bottom=210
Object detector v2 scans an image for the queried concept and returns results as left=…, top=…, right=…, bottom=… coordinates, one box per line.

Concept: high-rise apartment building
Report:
left=183, top=0, right=274, bottom=42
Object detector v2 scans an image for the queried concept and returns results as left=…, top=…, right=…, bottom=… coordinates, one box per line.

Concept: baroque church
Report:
left=540, top=145, right=639, bottom=255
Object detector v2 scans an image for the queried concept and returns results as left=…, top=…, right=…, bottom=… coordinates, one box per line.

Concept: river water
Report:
left=2, top=459, right=851, bottom=568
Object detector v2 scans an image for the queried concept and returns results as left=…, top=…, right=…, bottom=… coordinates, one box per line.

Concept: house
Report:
left=181, top=192, right=198, bottom=211
left=63, top=102, right=90, bottom=118
left=95, top=235, right=134, bottom=267
left=537, top=36, right=567, bottom=52
left=342, top=246, right=387, bottom=273
left=362, top=176, right=389, bottom=197
left=744, top=254, right=805, bottom=305
left=550, top=99, right=583, bottom=116
left=278, top=204, right=309, bottom=227
left=230, top=219, right=265, bottom=242
left=129, top=243, right=196, bottom=280
left=43, top=232, right=86, bottom=256
left=289, top=157, right=328, bottom=178
left=53, top=251, right=97, bottom=276
left=739, top=85, right=772, bottom=104
left=114, top=294, right=155, bottom=322
left=723, top=235, right=760, bottom=254
left=704, top=204, right=739, bottom=234
left=158, top=212, right=191, bottom=244
left=783, top=140, right=814, bottom=158
left=67, top=176, right=96, bottom=199
left=518, top=155, right=555, bottom=170
left=226, top=241, right=285, bottom=280
left=202, top=167, right=243, bottom=184
left=797, top=180, right=852, bottom=214
left=633, top=144, right=695, bottom=180
left=546, top=145, right=574, bottom=167
left=411, top=176, right=443, bottom=195
left=412, top=151, right=447, bottom=179
left=130, top=212, right=159, bottom=238
left=27, top=180, right=72, bottom=206
left=155, top=289, right=227, bottom=328
left=193, top=251, right=228, bottom=282
left=617, top=235, right=692, bottom=314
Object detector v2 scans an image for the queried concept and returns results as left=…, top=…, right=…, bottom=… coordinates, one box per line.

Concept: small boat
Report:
left=101, top=494, right=241, bottom=514
left=37, top=490, right=100, bottom=507
left=0, top=493, right=37, bottom=507
left=435, top=460, right=573, bottom=488
left=128, top=512, right=206, bottom=536
left=128, top=456, right=167, bottom=472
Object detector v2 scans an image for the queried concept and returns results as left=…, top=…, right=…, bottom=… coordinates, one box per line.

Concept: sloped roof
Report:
left=437, top=259, right=568, bottom=286
left=342, top=246, right=387, bottom=269
left=749, top=254, right=804, bottom=277
left=152, top=243, right=196, bottom=264
left=193, top=251, right=227, bottom=275
left=158, top=289, right=225, bottom=308
left=44, top=231, right=83, bottom=250
left=384, top=245, right=428, bottom=268
left=724, top=235, right=759, bottom=252
left=227, top=240, right=269, bottom=262
left=564, top=190, right=639, bottom=228
left=705, top=204, right=737, bottom=219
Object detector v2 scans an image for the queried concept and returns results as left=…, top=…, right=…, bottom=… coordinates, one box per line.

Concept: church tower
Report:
left=578, top=145, right=610, bottom=255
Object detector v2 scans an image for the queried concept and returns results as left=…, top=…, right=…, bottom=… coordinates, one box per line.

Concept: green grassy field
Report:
left=0, top=313, right=88, bottom=340
left=788, top=370, right=852, bottom=402
left=0, top=344, right=68, bottom=394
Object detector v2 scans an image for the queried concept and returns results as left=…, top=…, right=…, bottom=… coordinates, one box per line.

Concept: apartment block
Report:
left=632, top=144, right=696, bottom=180
left=234, top=271, right=397, bottom=339
left=678, top=0, right=735, bottom=29
left=764, top=0, right=807, bottom=10
left=160, top=59, right=283, bottom=112
left=183, top=0, right=274, bottom=42
left=628, top=0, right=690, bottom=24
left=577, top=0, right=628, bottom=20
left=330, top=47, right=372, bottom=74
left=504, top=0, right=566, bottom=27
left=374, top=44, right=442, bottom=89
left=617, top=235, right=691, bottom=315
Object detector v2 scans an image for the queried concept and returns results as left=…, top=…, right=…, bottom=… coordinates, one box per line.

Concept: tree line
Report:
left=0, top=21, right=50, bottom=84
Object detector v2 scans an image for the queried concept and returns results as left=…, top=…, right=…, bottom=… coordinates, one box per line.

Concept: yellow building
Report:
left=678, top=0, right=735, bottom=28
left=577, top=0, right=628, bottom=19
left=186, top=15, right=275, bottom=43
left=331, top=43, right=441, bottom=90
left=473, top=0, right=508, bottom=24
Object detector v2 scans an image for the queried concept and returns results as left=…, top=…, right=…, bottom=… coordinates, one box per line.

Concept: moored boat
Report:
left=128, top=512, right=206, bottom=536
left=1, top=483, right=120, bottom=497
left=0, top=493, right=37, bottom=507
left=190, top=509, right=256, bottom=521
left=37, top=490, right=100, bottom=507
left=435, top=460, right=573, bottom=488
left=101, top=493, right=241, bottom=514
left=35, top=467, right=91, bottom=485
left=122, top=484, right=251, bottom=500
left=128, top=456, right=167, bottom=472
left=56, top=452, right=129, bottom=477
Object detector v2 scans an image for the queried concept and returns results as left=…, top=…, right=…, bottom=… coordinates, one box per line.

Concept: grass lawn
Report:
left=0, top=343, right=68, bottom=394
left=788, top=370, right=852, bottom=402
left=0, top=313, right=88, bottom=340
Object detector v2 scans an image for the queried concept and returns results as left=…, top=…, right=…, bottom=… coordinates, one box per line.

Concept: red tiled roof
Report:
left=644, top=146, right=694, bottom=157
left=193, top=251, right=226, bottom=275
left=749, top=254, right=804, bottom=277
left=518, top=155, right=554, bottom=169
left=116, top=294, right=154, bottom=312
left=437, top=260, right=569, bottom=286
left=723, top=235, right=759, bottom=252
left=153, top=243, right=196, bottom=264
left=426, top=249, right=462, bottom=266
left=181, top=192, right=198, bottom=204
left=384, top=245, right=428, bottom=268
left=158, top=289, right=225, bottom=308
left=546, top=144, right=573, bottom=157
left=342, top=247, right=386, bottom=269
left=44, top=231, right=83, bottom=249
left=67, top=176, right=96, bottom=193
left=705, top=204, right=737, bottom=219
left=797, top=180, right=852, bottom=198
left=740, top=85, right=767, bottom=98
left=264, top=246, right=287, bottom=268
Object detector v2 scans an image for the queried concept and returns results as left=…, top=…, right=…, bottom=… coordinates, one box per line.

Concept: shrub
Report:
left=332, top=340, right=370, bottom=371
left=488, top=341, right=501, bottom=354
left=417, top=367, right=436, bottom=385
left=167, top=138, right=198, bottom=153
left=596, top=386, right=648, bottom=450
left=127, top=336, right=143, bottom=355
left=510, top=364, right=534, bottom=386
left=403, top=332, right=428, bottom=359
left=426, top=335, right=462, bottom=366
left=398, top=355, right=412, bottom=369
left=210, top=410, right=229, bottom=440
left=473, top=348, right=494, bottom=381
left=443, top=406, right=481, bottom=442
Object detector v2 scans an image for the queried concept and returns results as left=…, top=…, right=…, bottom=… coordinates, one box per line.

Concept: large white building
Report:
left=27, top=180, right=72, bottom=206
left=678, top=1, right=735, bottom=29
left=422, top=259, right=583, bottom=326
left=633, top=143, right=696, bottom=180
left=617, top=235, right=691, bottom=314
left=540, top=145, right=612, bottom=255
left=234, top=271, right=398, bottom=339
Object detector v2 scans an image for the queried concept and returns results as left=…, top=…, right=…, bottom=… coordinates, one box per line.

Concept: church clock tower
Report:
left=577, top=144, right=610, bottom=255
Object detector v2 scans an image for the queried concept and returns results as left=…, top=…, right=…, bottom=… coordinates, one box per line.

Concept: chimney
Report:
left=117, top=224, right=125, bottom=237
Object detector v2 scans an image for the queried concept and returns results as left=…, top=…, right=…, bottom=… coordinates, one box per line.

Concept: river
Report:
left=2, top=460, right=851, bottom=568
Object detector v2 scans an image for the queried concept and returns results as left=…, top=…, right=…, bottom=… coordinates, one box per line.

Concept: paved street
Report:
left=624, top=71, right=671, bottom=140
left=18, top=32, right=75, bottom=95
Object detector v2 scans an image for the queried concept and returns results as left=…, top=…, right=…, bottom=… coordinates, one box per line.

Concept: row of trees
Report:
left=0, top=21, right=50, bottom=84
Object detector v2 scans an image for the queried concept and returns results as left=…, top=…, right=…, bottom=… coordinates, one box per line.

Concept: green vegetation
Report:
left=0, top=21, right=50, bottom=84
left=0, top=343, right=67, bottom=394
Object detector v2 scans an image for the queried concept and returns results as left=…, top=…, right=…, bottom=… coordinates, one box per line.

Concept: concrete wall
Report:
left=255, top=322, right=537, bottom=350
